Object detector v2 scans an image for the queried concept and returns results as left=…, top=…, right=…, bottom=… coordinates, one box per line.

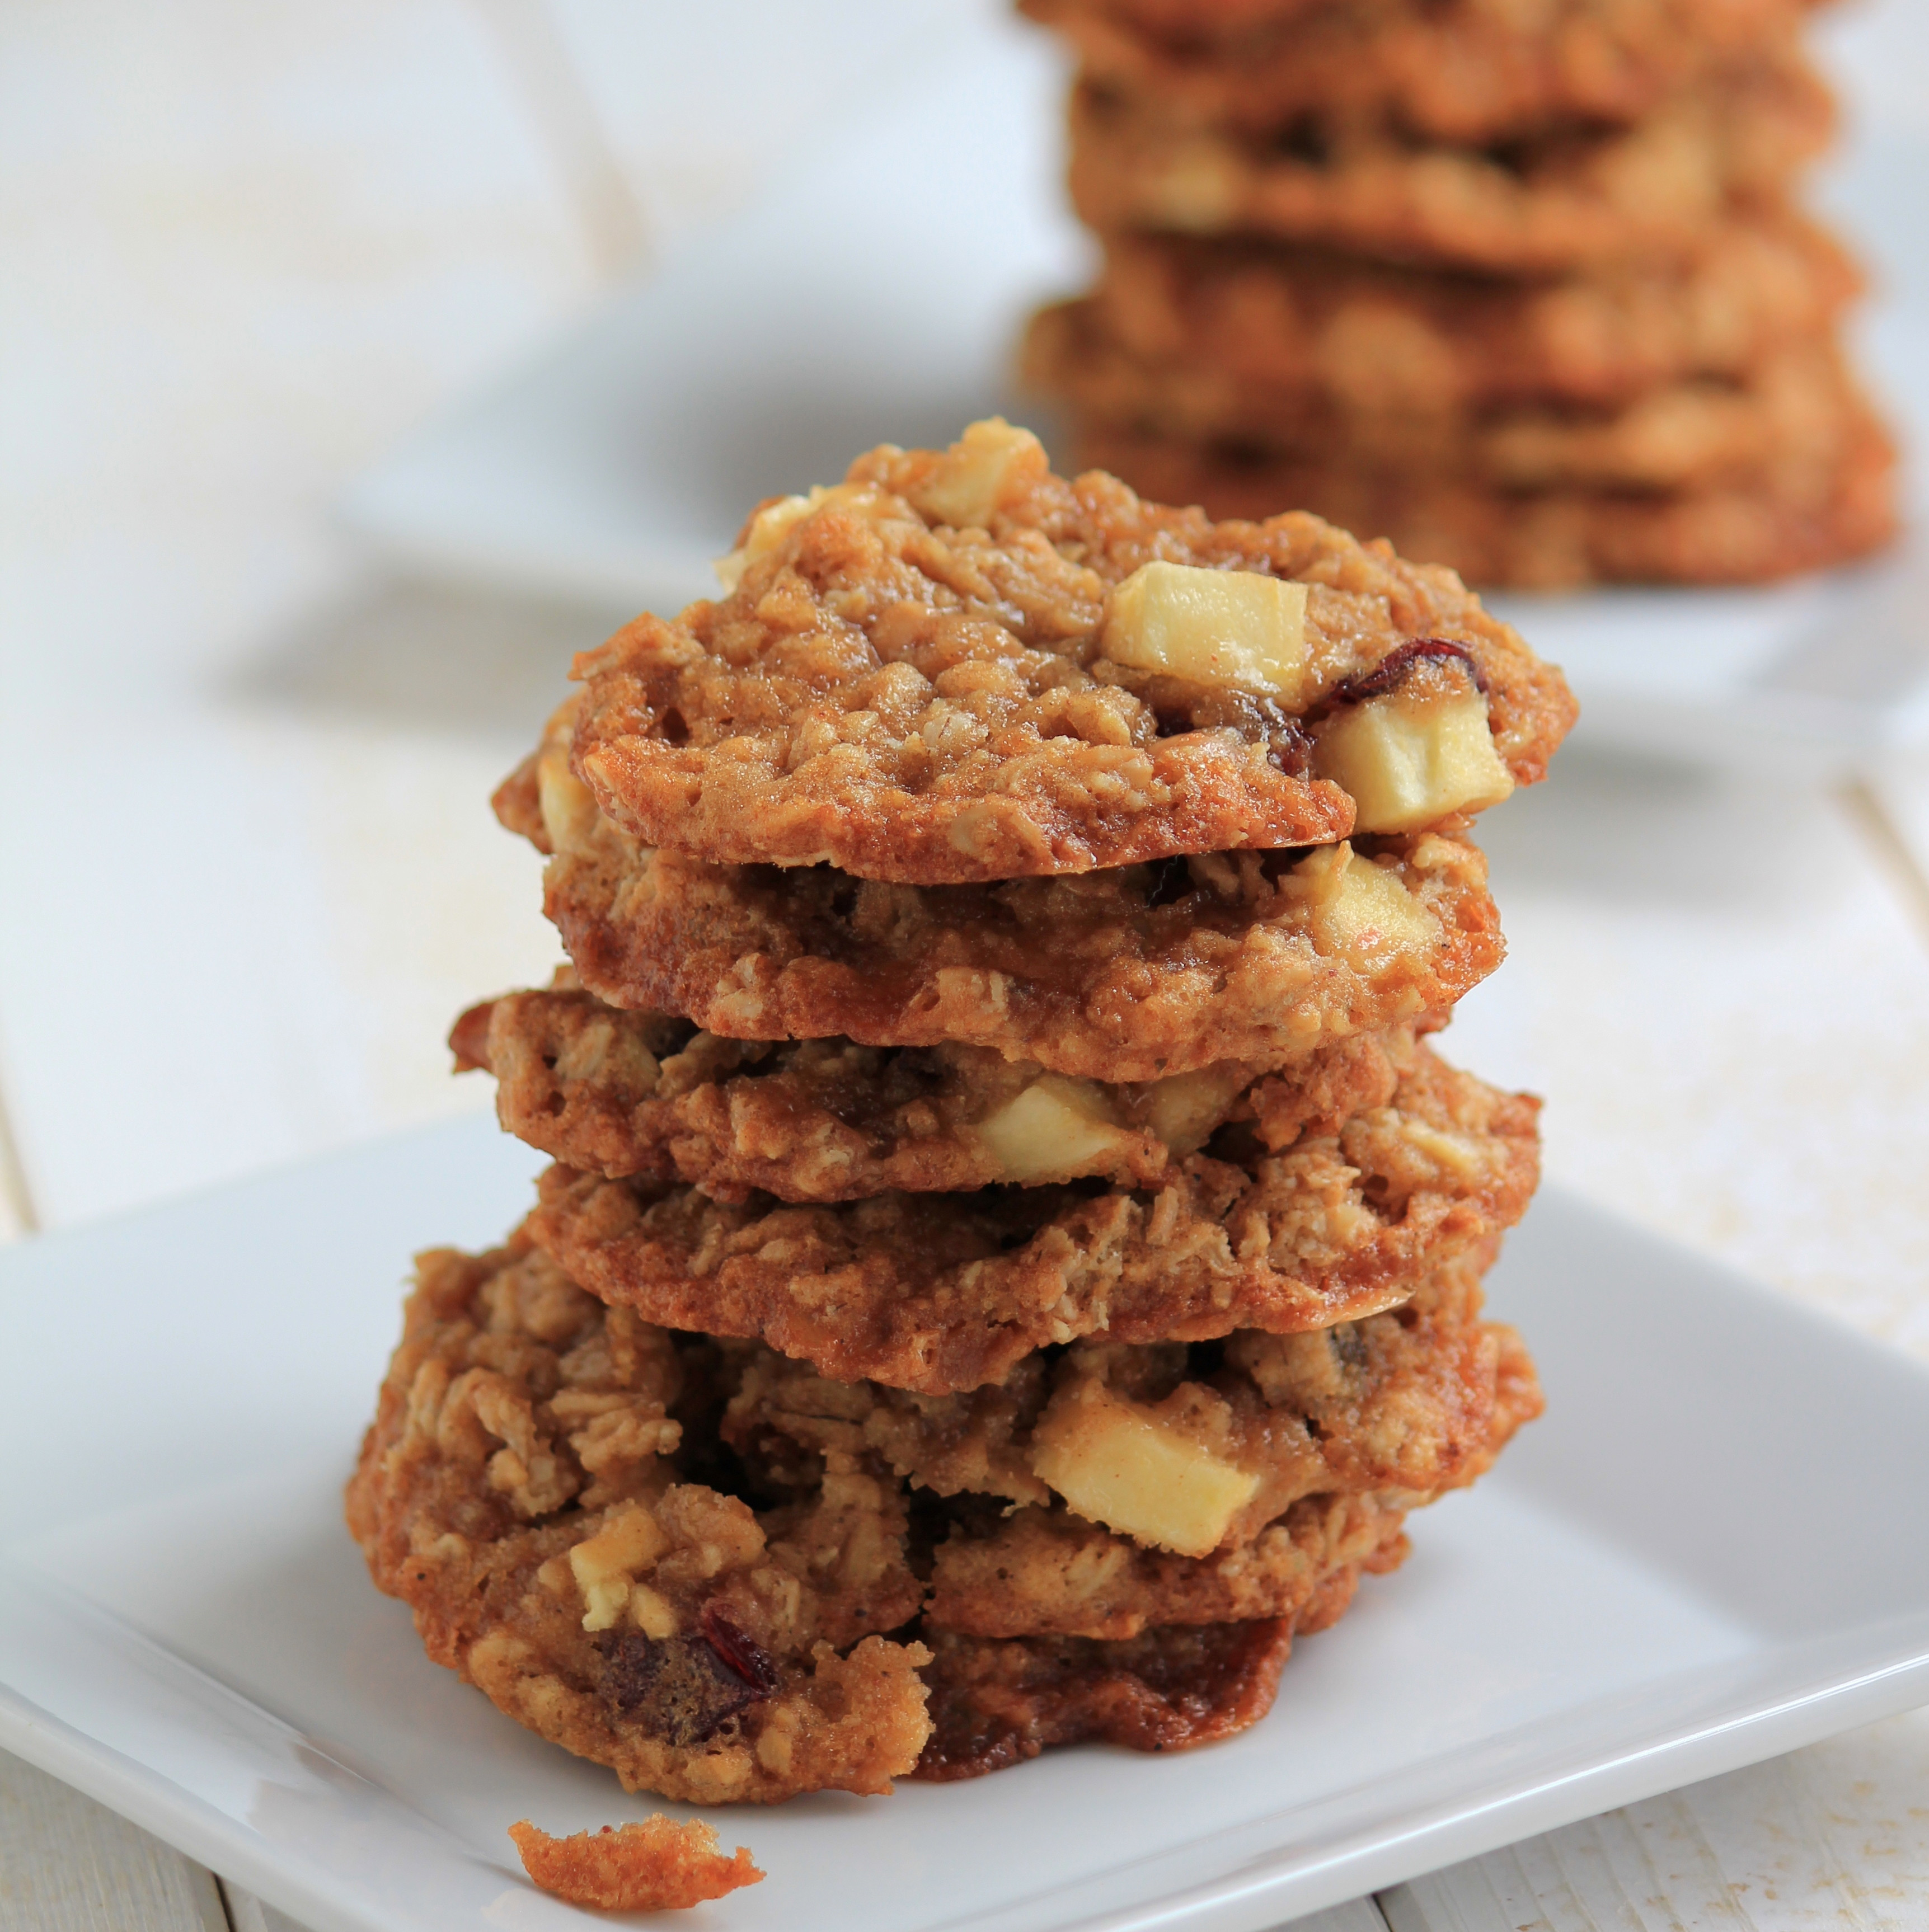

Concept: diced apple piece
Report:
left=974, top=1077, right=1134, bottom=1182
left=1100, top=561, right=1310, bottom=698
left=569, top=1502, right=667, bottom=1632
left=1030, top=1383, right=1260, bottom=1558
left=905, top=418, right=1045, bottom=529
left=1313, top=686, right=1513, bottom=833
left=1293, top=843, right=1438, bottom=968
left=1138, top=1064, right=1252, bottom=1155
left=712, top=483, right=888, bottom=593
left=537, top=743, right=600, bottom=852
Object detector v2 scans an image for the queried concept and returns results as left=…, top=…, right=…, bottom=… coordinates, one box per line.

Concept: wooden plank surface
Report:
left=1, top=1751, right=226, bottom=1932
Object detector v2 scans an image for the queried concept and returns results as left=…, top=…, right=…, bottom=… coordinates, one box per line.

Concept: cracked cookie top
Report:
left=556, top=420, right=1572, bottom=883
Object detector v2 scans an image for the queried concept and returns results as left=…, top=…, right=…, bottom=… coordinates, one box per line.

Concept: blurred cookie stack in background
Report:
left=348, top=422, right=1575, bottom=1805
left=1020, top=0, right=1898, bottom=587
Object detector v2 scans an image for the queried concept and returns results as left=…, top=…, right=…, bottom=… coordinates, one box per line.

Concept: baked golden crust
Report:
left=1023, top=0, right=1810, bottom=144
left=454, top=973, right=1428, bottom=1201
left=1032, top=311, right=1872, bottom=494
left=1067, top=52, right=1833, bottom=272
left=506, top=744, right=1509, bottom=1082
left=521, top=1042, right=1541, bottom=1393
left=1072, top=411, right=1898, bottom=589
left=508, top=1818, right=763, bottom=1910
left=1053, top=220, right=1860, bottom=416
left=563, top=423, right=1573, bottom=885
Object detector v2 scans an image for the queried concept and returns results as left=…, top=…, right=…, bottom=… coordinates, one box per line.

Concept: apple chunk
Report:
left=904, top=417, right=1046, bottom=530
left=974, top=1077, right=1134, bottom=1183
left=1100, top=561, right=1310, bottom=699
left=1292, top=843, right=1439, bottom=968
left=1030, top=1381, right=1260, bottom=1558
left=1313, top=685, right=1513, bottom=833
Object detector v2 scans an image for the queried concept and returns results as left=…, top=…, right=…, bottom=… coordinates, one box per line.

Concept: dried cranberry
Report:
left=1331, top=638, right=1485, bottom=707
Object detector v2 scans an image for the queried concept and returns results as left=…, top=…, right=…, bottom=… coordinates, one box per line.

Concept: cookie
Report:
left=351, top=1235, right=1534, bottom=1795
left=1066, top=52, right=1833, bottom=271
left=521, top=1040, right=1541, bottom=1393
left=1024, top=0, right=1811, bottom=146
left=1060, top=219, right=1860, bottom=414
left=561, top=421, right=1574, bottom=884
left=1029, top=309, right=1873, bottom=493
left=453, top=973, right=1428, bottom=1200
left=1072, top=411, right=1899, bottom=587
left=725, top=1240, right=1533, bottom=1580
left=500, top=739, right=1507, bottom=1083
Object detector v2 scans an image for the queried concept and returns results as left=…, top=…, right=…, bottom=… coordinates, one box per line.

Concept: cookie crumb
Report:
left=509, top=1817, right=763, bottom=1911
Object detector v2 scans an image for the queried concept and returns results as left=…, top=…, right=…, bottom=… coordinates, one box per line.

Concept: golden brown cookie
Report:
left=725, top=1241, right=1532, bottom=1573
left=1055, top=219, right=1860, bottom=415
left=350, top=1232, right=1534, bottom=1792
left=501, top=740, right=1509, bottom=1083
left=454, top=973, right=1429, bottom=1201
left=1072, top=412, right=1899, bottom=588
left=1031, top=309, right=1872, bottom=493
left=1025, top=0, right=1812, bottom=145
left=1066, top=51, right=1833, bottom=271
left=522, top=1041, right=1540, bottom=1393
left=559, top=421, right=1573, bottom=884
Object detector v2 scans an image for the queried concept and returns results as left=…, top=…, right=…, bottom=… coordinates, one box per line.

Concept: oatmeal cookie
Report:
left=352, top=1237, right=1531, bottom=1793
left=1059, top=219, right=1860, bottom=415
left=1074, top=413, right=1898, bottom=588
left=1032, top=311, right=1871, bottom=493
left=346, top=1240, right=933, bottom=1803
left=723, top=1244, right=1523, bottom=1552
left=504, top=745, right=1507, bottom=1082
left=521, top=1041, right=1540, bottom=1393
left=1066, top=53, right=1833, bottom=272
left=454, top=971, right=1427, bottom=1200
left=914, top=1616, right=1299, bottom=1778
left=1025, top=0, right=1810, bottom=146
left=561, top=421, right=1573, bottom=883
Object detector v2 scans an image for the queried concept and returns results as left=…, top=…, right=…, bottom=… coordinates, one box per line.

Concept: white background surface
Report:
left=3, top=0, right=1929, bottom=1926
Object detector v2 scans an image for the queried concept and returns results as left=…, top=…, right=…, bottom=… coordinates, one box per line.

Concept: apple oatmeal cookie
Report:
left=453, top=972, right=1431, bottom=1200
left=1067, top=50, right=1832, bottom=272
left=553, top=420, right=1573, bottom=883
left=351, top=1228, right=1534, bottom=1790
left=1059, top=219, right=1860, bottom=416
left=1022, top=0, right=1811, bottom=145
left=1074, top=411, right=1897, bottom=589
left=1030, top=317, right=1872, bottom=495
left=520, top=1041, right=1539, bottom=1393
left=501, top=729, right=1508, bottom=1083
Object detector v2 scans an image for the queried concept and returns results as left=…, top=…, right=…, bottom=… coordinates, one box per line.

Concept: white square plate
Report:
left=339, top=6, right=1929, bottom=775
left=4, top=1113, right=1929, bottom=1932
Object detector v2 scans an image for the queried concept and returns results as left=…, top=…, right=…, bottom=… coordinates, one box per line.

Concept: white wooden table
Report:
left=3, top=2, right=1927, bottom=1926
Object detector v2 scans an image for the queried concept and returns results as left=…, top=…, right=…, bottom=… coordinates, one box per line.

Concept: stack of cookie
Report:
left=1020, top=0, right=1898, bottom=587
left=348, top=420, right=1576, bottom=1804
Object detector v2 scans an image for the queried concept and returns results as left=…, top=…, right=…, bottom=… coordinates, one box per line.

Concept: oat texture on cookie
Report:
left=1020, top=0, right=1895, bottom=586
left=351, top=427, right=1569, bottom=1811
